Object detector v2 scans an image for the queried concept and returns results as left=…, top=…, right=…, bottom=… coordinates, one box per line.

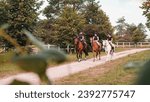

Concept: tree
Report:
left=43, top=0, right=62, bottom=20
left=115, top=16, right=128, bottom=36
left=0, top=0, right=42, bottom=47
left=115, top=18, right=147, bottom=43
left=54, top=6, right=85, bottom=46
left=125, top=23, right=147, bottom=43
left=131, top=24, right=147, bottom=43
left=141, top=1, right=150, bottom=29
left=62, top=0, right=86, bottom=11
left=42, top=0, right=113, bottom=46
left=42, top=0, right=90, bottom=46
left=0, top=0, right=8, bottom=25
left=82, top=0, right=113, bottom=39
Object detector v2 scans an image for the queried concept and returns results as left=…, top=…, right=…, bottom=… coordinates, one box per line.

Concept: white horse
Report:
left=102, top=40, right=115, bottom=61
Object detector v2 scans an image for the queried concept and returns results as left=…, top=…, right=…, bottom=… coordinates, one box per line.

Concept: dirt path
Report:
left=0, top=48, right=150, bottom=85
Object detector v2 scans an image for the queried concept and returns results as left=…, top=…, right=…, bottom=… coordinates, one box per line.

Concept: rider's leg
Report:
left=96, top=41, right=100, bottom=46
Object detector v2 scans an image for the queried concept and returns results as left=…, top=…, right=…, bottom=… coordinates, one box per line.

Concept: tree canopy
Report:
left=0, top=0, right=42, bottom=47
left=115, top=17, right=147, bottom=43
left=41, top=0, right=113, bottom=46
left=141, top=1, right=150, bottom=29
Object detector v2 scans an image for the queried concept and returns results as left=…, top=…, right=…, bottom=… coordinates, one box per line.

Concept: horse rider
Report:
left=107, top=34, right=115, bottom=52
left=92, top=33, right=101, bottom=46
left=78, top=32, right=88, bottom=56
left=78, top=32, right=86, bottom=46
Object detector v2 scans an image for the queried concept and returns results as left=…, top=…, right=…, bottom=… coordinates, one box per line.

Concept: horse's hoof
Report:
left=78, top=59, right=81, bottom=62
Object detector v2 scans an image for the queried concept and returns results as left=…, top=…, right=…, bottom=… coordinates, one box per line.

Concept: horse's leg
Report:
left=99, top=50, right=101, bottom=60
left=78, top=51, right=82, bottom=62
left=78, top=52, right=80, bottom=62
left=77, top=51, right=81, bottom=62
left=81, top=51, right=83, bottom=61
left=93, top=51, right=95, bottom=62
left=76, top=51, right=79, bottom=61
left=96, top=51, right=98, bottom=60
left=110, top=50, right=113, bottom=60
left=108, top=50, right=111, bottom=61
left=84, top=52, right=87, bottom=60
left=83, top=49, right=87, bottom=60
left=106, top=51, right=110, bottom=61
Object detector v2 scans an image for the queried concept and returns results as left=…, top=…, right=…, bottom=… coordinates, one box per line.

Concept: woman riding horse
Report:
left=102, top=34, right=115, bottom=61
left=74, top=32, right=88, bottom=61
left=107, top=34, right=115, bottom=53
left=91, top=33, right=101, bottom=61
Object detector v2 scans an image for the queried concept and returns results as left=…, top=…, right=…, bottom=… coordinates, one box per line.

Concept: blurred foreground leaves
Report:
left=0, top=25, right=67, bottom=85
left=136, top=60, right=150, bottom=85
left=124, top=60, right=150, bottom=85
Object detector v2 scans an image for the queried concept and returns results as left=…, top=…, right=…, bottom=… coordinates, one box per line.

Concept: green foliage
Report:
left=43, top=0, right=87, bottom=19
left=115, top=17, right=147, bottom=42
left=137, top=60, right=150, bottom=85
left=23, top=29, right=46, bottom=50
left=141, top=1, right=150, bottom=29
left=81, top=0, right=113, bottom=43
left=0, top=0, right=8, bottom=25
left=115, top=17, right=127, bottom=36
left=125, top=59, right=150, bottom=85
left=128, top=24, right=147, bottom=43
left=12, top=55, right=47, bottom=76
left=54, top=7, right=85, bottom=45
left=38, top=50, right=66, bottom=63
left=9, top=79, right=30, bottom=85
left=0, top=25, right=67, bottom=84
left=43, top=0, right=62, bottom=19
left=124, top=61, right=146, bottom=69
left=0, top=0, right=42, bottom=47
left=41, top=0, right=113, bottom=46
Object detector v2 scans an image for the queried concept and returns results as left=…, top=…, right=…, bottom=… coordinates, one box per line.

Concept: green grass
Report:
left=0, top=51, right=23, bottom=78
left=65, top=47, right=132, bottom=63
left=0, top=48, right=133, bottom=79
left=54, top=50, right=150, bottom=85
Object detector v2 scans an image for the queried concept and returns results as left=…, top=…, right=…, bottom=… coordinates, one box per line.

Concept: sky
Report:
left=40, top=0, right=150, bottom=38
left=99, top=0, right=146, bottom=26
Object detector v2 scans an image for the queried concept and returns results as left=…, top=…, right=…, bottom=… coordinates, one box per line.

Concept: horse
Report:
left=91, top=39, right=101, bottom=61
left=74, top=37, right=85, bottom=62
left=102, top=40, right=115, bottom=61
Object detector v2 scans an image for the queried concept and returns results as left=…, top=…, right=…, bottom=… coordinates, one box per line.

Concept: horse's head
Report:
left=102, top=40, right=108, bottom=51
left=102, top=40, right=107, bottom=47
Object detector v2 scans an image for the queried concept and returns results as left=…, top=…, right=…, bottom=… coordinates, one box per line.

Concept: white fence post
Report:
left=140, top=42, right=142, bottom=47
left=123, top=42, right=124, bottom=48
left=115, top=42, right=150, bottom=48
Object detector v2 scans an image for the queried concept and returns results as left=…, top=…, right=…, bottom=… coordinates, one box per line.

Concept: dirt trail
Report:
left=0, top=48, right=149, bottom=85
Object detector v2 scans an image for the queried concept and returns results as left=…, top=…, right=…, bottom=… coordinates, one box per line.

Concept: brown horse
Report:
left=74, top=37, right=84, bottom=62
left=91, top=39, right=101, bottom=61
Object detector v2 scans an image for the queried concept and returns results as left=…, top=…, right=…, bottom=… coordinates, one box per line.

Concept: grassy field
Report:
left=0, top=51, right=23, bottom=79
left=0, top=48, right=133, bottom=79
left=65, top=48, right=132, bottom=62
left=54, top=50, right=150, bottom=85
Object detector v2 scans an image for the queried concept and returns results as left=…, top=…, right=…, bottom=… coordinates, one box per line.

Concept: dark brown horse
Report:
left=74, top=37, right=84, bottom=62
left=91, top=39, right=101, bottom=61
